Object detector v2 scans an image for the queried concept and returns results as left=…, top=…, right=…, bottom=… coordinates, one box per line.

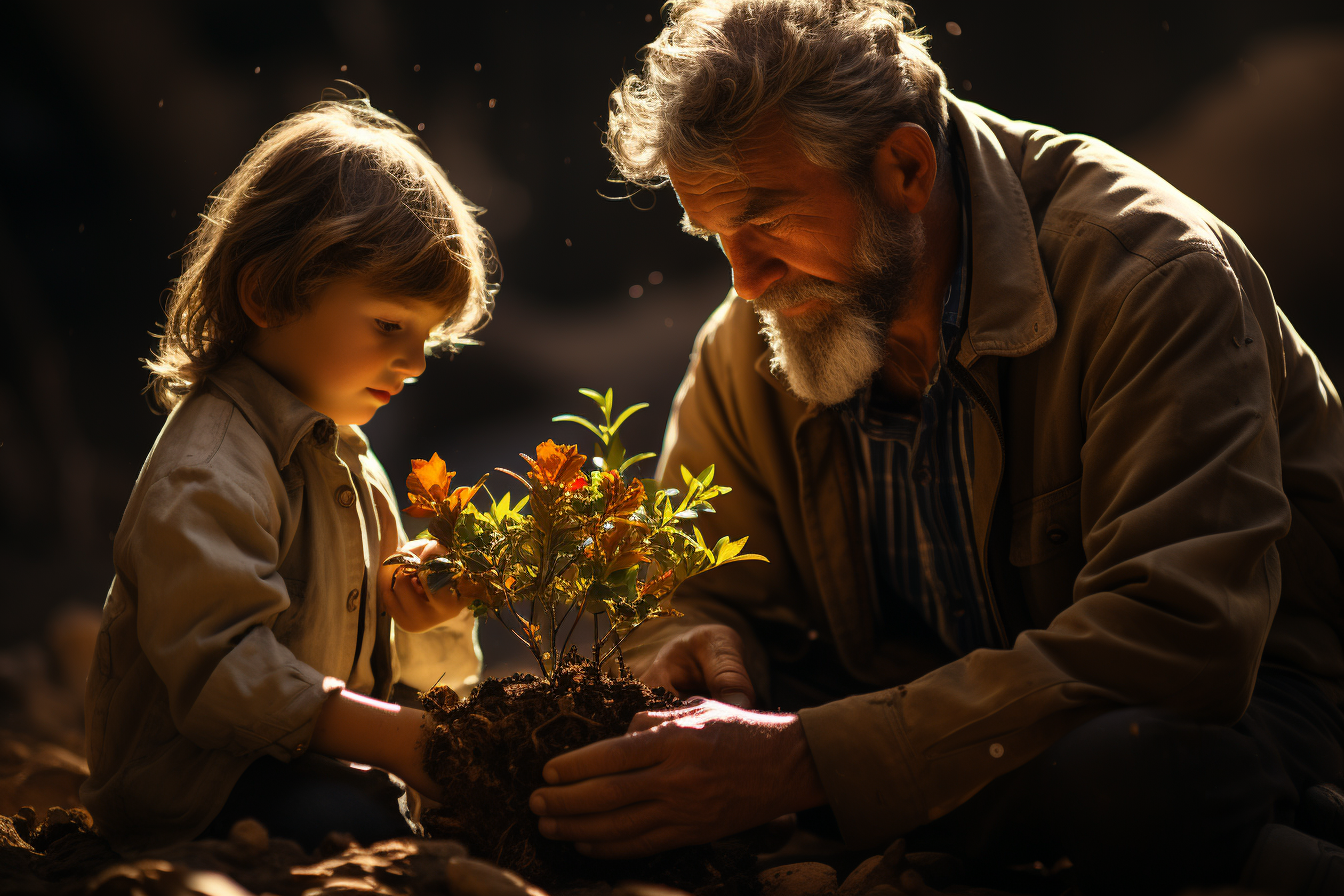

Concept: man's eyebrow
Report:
left=680, top=187, right=802, bottom=237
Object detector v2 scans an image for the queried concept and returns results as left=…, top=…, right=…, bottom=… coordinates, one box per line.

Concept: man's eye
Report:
left=375, top=319, right=402, bottom=333
left=756, top=217, right=787, bottom=233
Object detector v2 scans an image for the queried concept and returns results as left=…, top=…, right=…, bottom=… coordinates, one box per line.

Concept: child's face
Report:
left=246, top=277, right=445, bottom=425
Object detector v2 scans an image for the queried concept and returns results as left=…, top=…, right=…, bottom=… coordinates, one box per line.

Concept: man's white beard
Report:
left=758, top=289, right=887, bottom=407
left=754, top=193, right=927, bottom=406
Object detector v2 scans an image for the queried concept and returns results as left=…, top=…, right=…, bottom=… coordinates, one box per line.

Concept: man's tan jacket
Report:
left=623, top=96, right=1344, bottom=848
left=81, top=355, right=481, bottom=851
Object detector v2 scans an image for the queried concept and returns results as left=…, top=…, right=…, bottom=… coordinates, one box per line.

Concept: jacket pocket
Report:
left=1009, top=478, right=1083, bottom=567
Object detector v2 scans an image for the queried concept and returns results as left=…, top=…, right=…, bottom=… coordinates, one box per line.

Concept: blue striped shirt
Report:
left=840, top=134, right=998, bottom=655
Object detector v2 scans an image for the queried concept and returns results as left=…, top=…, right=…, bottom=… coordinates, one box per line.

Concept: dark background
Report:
left=3, top=1, right=1342, bottom=674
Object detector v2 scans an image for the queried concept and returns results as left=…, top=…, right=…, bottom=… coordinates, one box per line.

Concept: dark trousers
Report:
left=198, top=752, right=419, bottom=852
left=903, top=667, right=1344, bottom=894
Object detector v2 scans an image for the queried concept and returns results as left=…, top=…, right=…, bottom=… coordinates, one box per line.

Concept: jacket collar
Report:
left=751, top=95, right=1058, bottom=390
left=946, top=94, right=1056, bottom=365
left=205, top=353, right=337, bottom=469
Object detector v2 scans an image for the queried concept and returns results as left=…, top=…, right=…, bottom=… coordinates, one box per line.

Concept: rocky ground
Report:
left=0, top=615, right=1256, bottom=896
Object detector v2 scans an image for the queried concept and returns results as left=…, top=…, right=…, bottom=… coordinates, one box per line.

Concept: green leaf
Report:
left=715, top=536, right=749, bottom=564
left=604, top=431, right=626, bottom=473
left=719, top=552, right=769, bottom=565
left=618, top=452, right=657, bottom=475
left=609, top=403, right=649, bottom=434
left=553, top=414, right=604, bottom=441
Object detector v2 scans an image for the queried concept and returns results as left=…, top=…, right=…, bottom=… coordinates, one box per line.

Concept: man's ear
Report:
left=870, top=123, right=938, bottom=216
left=237, top=266, right=272, bottom=328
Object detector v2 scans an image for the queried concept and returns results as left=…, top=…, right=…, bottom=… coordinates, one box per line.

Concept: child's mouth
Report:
left=367, top=388, right=392, bottom=403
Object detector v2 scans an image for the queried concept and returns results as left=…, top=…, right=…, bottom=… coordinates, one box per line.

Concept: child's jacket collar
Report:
left=205, top=353, right=336, bottom=469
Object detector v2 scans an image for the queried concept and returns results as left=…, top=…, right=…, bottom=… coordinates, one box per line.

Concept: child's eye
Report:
left=375, top=319, right=402, bottom=334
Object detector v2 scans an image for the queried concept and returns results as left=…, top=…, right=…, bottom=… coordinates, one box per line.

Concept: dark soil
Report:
left=418, top=651, right=760, bottom=894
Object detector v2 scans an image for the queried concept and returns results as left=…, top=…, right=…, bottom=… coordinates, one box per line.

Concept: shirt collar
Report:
left=205, top=353, right=338, bottom=469
left=842, top=130, right=973, bottom=434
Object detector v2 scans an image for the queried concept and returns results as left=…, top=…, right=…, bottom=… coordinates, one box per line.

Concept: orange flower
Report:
left=405, top=453, right=454, bottom=517
left=522, top=440, right=587, bottom=487
left=566, top=473, right=589, bottom=493
left=599, top=471, right=645, bottom=518
left=601, top=519, right=651, bottom=571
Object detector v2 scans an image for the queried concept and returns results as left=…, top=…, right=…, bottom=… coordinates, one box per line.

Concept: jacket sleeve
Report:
left=130, top=464, right=342, bottom=759
left=799, top=249, right=1293, bottom=845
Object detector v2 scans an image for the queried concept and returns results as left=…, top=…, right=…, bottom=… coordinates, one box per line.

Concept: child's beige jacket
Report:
left=80, top=354, right=480, bottom=851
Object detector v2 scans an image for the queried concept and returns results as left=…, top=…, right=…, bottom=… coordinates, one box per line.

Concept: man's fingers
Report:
left=531, top=764, right=667, bottom=818
left=541, top=727, right=665, bottom=786
left=696, top=628, right=756, bottom=708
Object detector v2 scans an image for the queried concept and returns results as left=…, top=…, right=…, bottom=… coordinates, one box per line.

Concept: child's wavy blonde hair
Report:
left=148, top=88, right=496, bottom=410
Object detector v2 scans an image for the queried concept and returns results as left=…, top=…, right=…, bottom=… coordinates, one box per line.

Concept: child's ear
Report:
left=237, top=266, right=273, bottom=328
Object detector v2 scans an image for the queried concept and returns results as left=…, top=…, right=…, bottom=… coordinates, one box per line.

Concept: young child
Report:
left=81, top=91, right=494, bottom=852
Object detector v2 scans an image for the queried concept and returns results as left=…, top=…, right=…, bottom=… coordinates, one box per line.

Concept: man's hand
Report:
left=378, top=539, right=473, bottom=633
left=528, top=699, right=826, bottom=858
left=640, top=624, right=757, bottom=708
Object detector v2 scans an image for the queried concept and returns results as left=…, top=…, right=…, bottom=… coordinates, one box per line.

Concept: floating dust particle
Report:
left=629, top=285, right=644, bottom=298
left=157, top=99, right=163, bottom=107
left=1130, top=722, right=1141, bottom=736
left=170, top=209, right=176, bottom=218
left=488, top=98, right=497, bottom=108
left=645, top=12, right=653, bottom=21
left=414, top=63, right=421, bottom=71
left=417, top=123, right=425, bottom=131
left=945, top=21, right=962, bottom=35
left=564, top=157, right=571, bottom=164
left=77, top=223, right=84, bottom=233
left=474, top=62, right=482, bottom=71
left=648, top=271, right=663, bottom=284
left=254, top=66, right=261, bottom=73
left=564, top=238, right=572, bottom=246
left=1162, top=20, right=1170, bottom=31
left=962, top=79, right=972, bottom=90
left=664, top=317, right=674, bottom=328
left=340, top=64, right=348, bottom=71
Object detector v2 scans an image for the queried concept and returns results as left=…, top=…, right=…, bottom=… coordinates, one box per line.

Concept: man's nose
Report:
left=721, top=233, right=786, bottom=302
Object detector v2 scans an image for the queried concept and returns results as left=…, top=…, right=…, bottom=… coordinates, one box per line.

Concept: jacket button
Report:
left=1046, top=524, right=1068, bottom=545
left=336, top=485, right=356, bottom=508
left=346, top=589, right=360, bottom=611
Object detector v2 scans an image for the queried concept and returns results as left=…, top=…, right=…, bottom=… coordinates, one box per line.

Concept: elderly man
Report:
left=529, top=2, right=1344, bottom=892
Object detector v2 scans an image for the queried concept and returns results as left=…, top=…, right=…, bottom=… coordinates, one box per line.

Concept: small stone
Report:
left=228, top=818, right=270, bottom=852
left=837, top=855, right=901, bottom=896
left=611, top=885, right=691, bottom=896
left=446, top=856, right=532, bottom=896
left=758, top=861, right=838, bottom=896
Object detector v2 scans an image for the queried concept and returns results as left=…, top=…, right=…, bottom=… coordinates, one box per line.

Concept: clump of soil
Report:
left=419, top=651, right=758, bottom=894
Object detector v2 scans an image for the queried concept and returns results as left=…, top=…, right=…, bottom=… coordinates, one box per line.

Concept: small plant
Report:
left=384, top=388, right=765, bottom=681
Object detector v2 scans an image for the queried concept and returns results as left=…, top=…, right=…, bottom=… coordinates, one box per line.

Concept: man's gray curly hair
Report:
left=606, top=0, right=949, bottom=187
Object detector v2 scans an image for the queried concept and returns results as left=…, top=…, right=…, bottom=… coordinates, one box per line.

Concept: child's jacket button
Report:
left=336, top=485, right=357, bottom=507
left=346, top=589, right=360, bottom=611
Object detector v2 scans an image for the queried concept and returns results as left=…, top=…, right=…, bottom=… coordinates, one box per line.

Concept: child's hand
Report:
left=379, top=539, right=473, bottom=632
